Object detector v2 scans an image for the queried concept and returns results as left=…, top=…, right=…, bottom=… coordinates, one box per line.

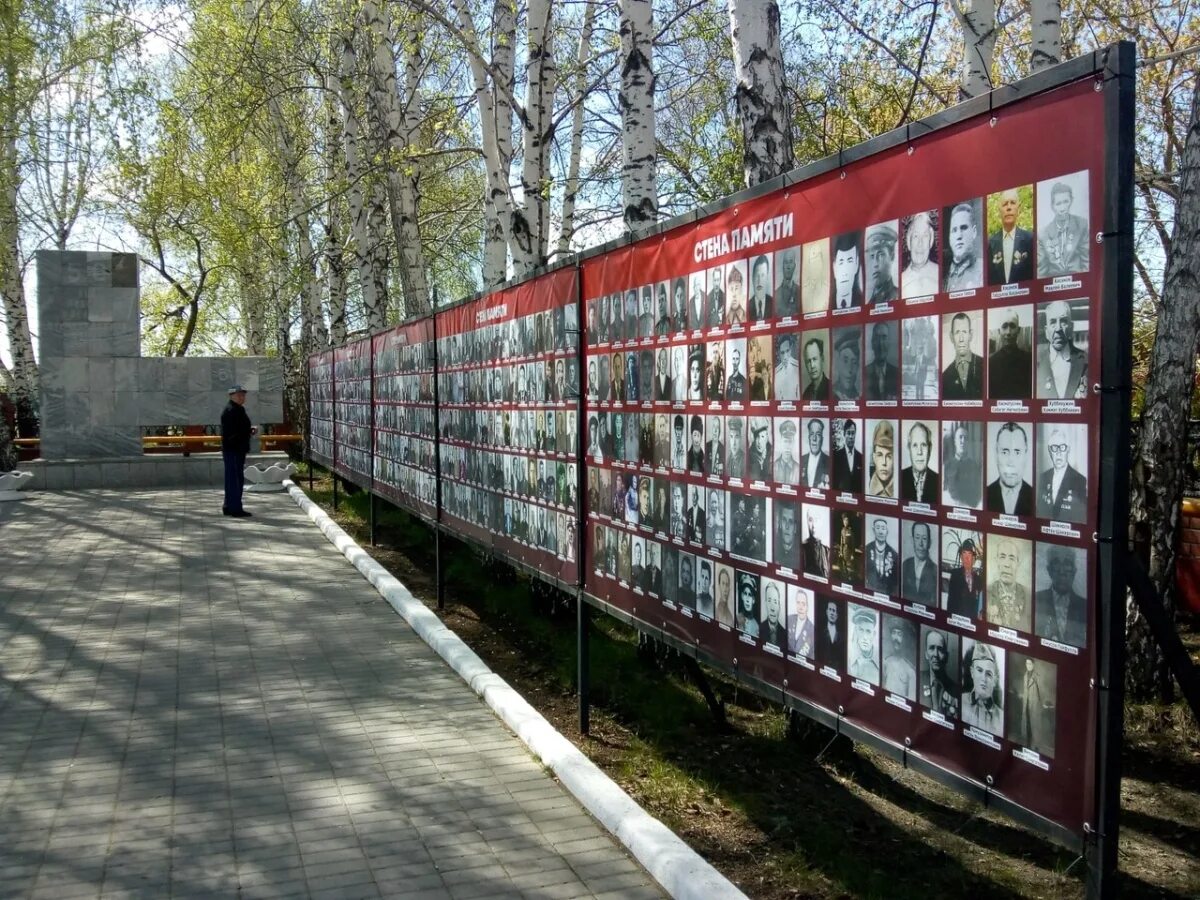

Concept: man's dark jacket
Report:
left=221, top=401, right=253, bottom=454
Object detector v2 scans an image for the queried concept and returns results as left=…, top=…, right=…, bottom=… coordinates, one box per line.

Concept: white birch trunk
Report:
left=1030, top=0, right=1062, bottom=73
left=398, top=16, right=429, bottom=313
left=323, top=79, right=348, bottom=346
left=510, top=0, right=556, bottom=274
left=729, top=0, right=794, bottom=188
left=618, top=0, right=657, bottom=232
left=362, top=0, right=429, bottom=317
left=0, top=126, right=37, bottom=408
left=336, top=31, right=389, bottom=331
left=557, top=0, right=595, bottom=258
left=954, top=0, right=996, bottom=100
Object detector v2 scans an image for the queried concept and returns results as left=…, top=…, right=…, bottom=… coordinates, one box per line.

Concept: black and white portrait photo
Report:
left=863, top=515, right=900, bottom=596
left=988, top=305, right=1034, bottom=400
left=686, top=483, right=707, bottom=544
left=866, top=418, right=897, bottom=499
left=985, top=534, right=1033, bottom=633
left=749, top=254, right=773, bottom=323
left=725, top=259, right=748, bottom=326
left=677, top=551, right=696, bottom=609
left=787, top=585, right=815, bottom=659
left=942, top=198, right=984, bottom=292
left=800, top=330, right=831, bottom=404
left=774, top=333, right=801, bottom=401
left=714, top=563, right=735, bottom=626
left=831, top=509, right=863, bottom=585
left=775, top=246, right=801, bottom=318
left=801, top=503, right=831, bottom=579
left=830, top=417, right=863, bottom=494
left=726, top=338, right=748, bottom=402
left=961, top=639, right=1005, bottom=737
left=901, top=314, right=939, bottom=401
left=900, top=420, right=940, bottom=506
left=941, top=310, right=985, bottom=400
left=801, top=238, right=830, bottom=315
left=865, top=220, right=900, bottom=305
left=1033, top=542, right=1088, bottom=648
left=1037, top=170, right=1090, bottom=278
left=901, top=519, right=940, bottom=607
left=1006, top=653, right=1057, bottom=756
left=817, top=595, right=845, bottom=669
left=847, top=604, right=880, bottom=684
left=695, top=557, right=715, bottom=617
left=830, top=231, right=864, bottom=310
left=941, top=420, right=984, bottom=509
left=747, top=334, right=773, bottom=401
left=736, top=570, right=761, bottom=638
left=774, top=417, right=801, bottom=485
left=919, top=626, right=960, bottom=719
left=747, top=416, right=773, bottom=482
left=832, top=326, right=862, bottom=403
left=705, top=415, right=726, bottom=478
left=661, top=545, right=679, bottom=604
left=881, top=614, right=918, bottom=700
left=706, top=340, right=726, bottom=401
left=707, top=487, right=727, bottom=551
left=760, top=578, right=787, bottom=649
left=726, top=416, right=746, bottom=479
left=773, top=498, right=799, bottom=571
left=799, top=417, right=830, bottom=490
left=901, top=210, right=939, bottom=299
left=1036, top=422, right=1088, bottom=523
left=986, top=185, right=1035, bottom=285
left=942, top=528, right=984, bottom=619
left=1035, top=298, right=1089, bottom=400
left=864, top=321, right=900, bottom=402
left=986, top=421, right=1035, bottom=516
left=670, top=345, right=688, bottom=404
left=730, top=494, right=768, bottom=562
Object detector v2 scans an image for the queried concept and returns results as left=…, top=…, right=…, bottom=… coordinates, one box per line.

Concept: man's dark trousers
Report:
left=223, top=450, right=246, bottom=513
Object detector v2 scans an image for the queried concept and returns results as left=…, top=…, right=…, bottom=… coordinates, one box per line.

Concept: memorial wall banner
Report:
left=333, top=338, right=373, bottom=485
left=580, top=76, right=1107, bottom=837
left=435, top=267, right=581, bottom=587
left=372, top=318, right=437, bottom=519
left=309, top=350, right=334, bottom=467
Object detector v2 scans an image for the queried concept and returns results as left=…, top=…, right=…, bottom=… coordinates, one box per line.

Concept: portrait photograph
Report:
left=661, top=545, right=679, bottom=604
left=863, top=514, right=900, bottom=596
left=942, top=197, right=984, bottom=293
left=631, top=535, right=646, bottom=588
left=1035, top=298, right=1090, bottom=400
left=877, top=615, right=916, bottom=701
left=1033, top=542, right=1088, bottom=648
left=961, top=639, right=1005, bottom=737
left=986, top=421, right=1035, bottom=517
left=900, top=419, right=940, bottom=506
left=639, top=412, right=655, bottom=467
left=1006, top=653, right=1057, bottom=756
left=736, top=570, right=762, bottom=638
left=830, top=417, right=863, bottom=494
left=846, top=604, right=881, bottom=685
left=705, top=415, right=727, bottom=479
left=639, top=349, right=654, bottom=401
left=832, top=325, right=862, bottom=403
left=919, top=626, right=961, bottom=719
left=598, top=468, right=613, bottom=517
left=801, top=502, right=831, bottom=580
left=774, top=245, right=801, bottom=319
left=800, top=329, right=831, bottom=405
left=801, top=238, right=830, bottom=315
left=864, top=220, right=900, bottom=305
left=748, top=254, right=774, bottom=323
left=612, top=352, right=626, bottom=403
left=677, top=551, right=697, bottom=609
left=747, top=333, right=773, bottom=401
left=830, top=230, right=864, bottom=310
left=759, top=578, right=787, bottom=649
left=865, top=418, right=898, bottom=500
left=726, top=416, right=746, bottom=479
left=831, top=509, right=863, bottom=585
left=706, top=487, right=727, bottom=551
left=654, top=413, right=671, bottom=468
left=617, top=530, right=632, bottom=583
left=786, top=585, right=815, bottom=660
left=652, top=347, right=672, bottom=404
left=774, top=417, right=802, bottom=486
left=985, top=534, right=1033, bottom=633
left=941, top=309, right=985, bottom=401
left=901, top=519, right=940, bottom=607
left=900, top=209, right=940, bottom=300
left=816, top=595, right=845, bottom=669
left=986, top=185, right=1035, bottom=285
left=1036, top=170, right=1090, bottom=279
left=594, top=524, right=608, bottom=573
left=725, top=338, right=749, bottom=402
left=624, top=290, right=640, bottom=343
left=647, top=540, right=663, bottom=595
left=668, top=481, right=686, bottom=538
left=725, top=258, right=749, bottom=326
left=672, top=276, right=689, bottom=334
left=587, top=298, right=600, bottom=346
left=729, top=493, right=769, bottom=562
left=941, top=528, right=984, bottom=619
left=941, top=420, right=984, bottom=509
left=799, top=416, right=831, bottom=490
left=714, top=562, right=736, bottom=626
left=694, top=557, right=716, bottom=618
left=1035, top=422, right=1088, bottom=523
left=864, top=320, right=900, bottom=402
left=685, top=344, right=706, bottom=402
left=987, top=305, right=1034, bottom=400
left=772, top=498, right=800, bottom=571
left=695, top=267, right=716, bottom=330
left=685, top=414, right=705, bottom=475
left=670, top=344, right=688, bottom=403
left=706, top=340, right=726, bottom=401
left=685, top=482, right=707, bottom=544
left=747, top=416, right=773, bottom=483
left=638, top=285, right=655, bottom=340
left=610, top=292, right=626, bottom=344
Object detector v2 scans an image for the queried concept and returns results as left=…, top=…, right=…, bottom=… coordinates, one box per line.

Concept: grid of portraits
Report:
left=435, top=298, right=581, bottom=570
left=583, top=170, right=1093, bottom=760
left=309, top=353, right=334, bottom=464
left=333, top=341, right=373, bottom=480
left=372, top=328, right=437, bottom=516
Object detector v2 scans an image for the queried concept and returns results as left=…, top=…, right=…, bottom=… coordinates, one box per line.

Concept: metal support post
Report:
left=578, top=597, right=590, bottom=735
left=369, top=492, right=377, bottom=546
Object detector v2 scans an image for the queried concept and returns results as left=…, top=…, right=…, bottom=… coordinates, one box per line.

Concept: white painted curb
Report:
left=284, top=480, right=748, bottom=900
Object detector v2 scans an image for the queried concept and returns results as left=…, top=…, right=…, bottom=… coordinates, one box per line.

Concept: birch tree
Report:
left=509, top=0, right=556, bottom=274
left=953, top=0, right=996, bottom=99
left=557, top=0, right=596, bottom=257
left=618, top=0, right=657, bottom=232
left=1029, top=0, right=1061, bottom=73
left=728, top=0, right=794, bottom=187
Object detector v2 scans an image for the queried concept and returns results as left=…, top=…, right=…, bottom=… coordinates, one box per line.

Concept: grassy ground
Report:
left=291, top=467, right=1199, bottom=899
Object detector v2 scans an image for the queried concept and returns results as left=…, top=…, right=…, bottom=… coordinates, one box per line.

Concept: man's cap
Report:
left=866, top=224, right=898, bottom=252
left=960, top=538, right=977, bottom=555
left=728, top=418, right=744, bottom=432
left=690, top=415, right=703, bottom=433
left=779, top=419, right=797, bottom=437
left=835, top=330, right=859, bottom=354
left=852, top=607, right=875, bottom=626
left=872, top=419, right=894, bottom=450
left=751, top=421, right=769, bottom=437
left=228, top=384, right=247, bottom=394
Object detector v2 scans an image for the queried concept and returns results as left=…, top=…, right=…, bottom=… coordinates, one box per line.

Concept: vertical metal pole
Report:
left=370, top=492, right=377, bottom=546
left=431, top=289, right=445, bottom=612
left=1089, top=41, right=1135, bottom=900
left=578, top=597, right=590, bottom=734
left=436, top=530, right=446, bottom=610
left=333, top=475, right=339, bottom=511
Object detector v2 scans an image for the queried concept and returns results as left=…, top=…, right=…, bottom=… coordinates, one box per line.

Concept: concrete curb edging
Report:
left=284, top=481, right=748, bottom=900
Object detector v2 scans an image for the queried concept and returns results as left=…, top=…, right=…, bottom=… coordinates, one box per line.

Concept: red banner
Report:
left=372, top=318, right=436, bottom=518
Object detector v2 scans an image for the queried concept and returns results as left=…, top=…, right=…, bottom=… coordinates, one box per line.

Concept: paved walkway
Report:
left=0, top=489, right=663, bottom=900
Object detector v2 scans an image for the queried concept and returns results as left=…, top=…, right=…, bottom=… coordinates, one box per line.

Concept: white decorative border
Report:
left=285, top=480, right=747, bottom=900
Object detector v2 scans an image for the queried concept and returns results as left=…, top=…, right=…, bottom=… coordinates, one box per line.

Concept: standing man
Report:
left=221, top=384, right=256, bottom=517
left=987, top=189, right=1034, bottom=284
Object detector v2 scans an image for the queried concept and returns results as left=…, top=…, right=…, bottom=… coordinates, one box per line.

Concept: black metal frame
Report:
left=308, top=43, right=1136, bottom=891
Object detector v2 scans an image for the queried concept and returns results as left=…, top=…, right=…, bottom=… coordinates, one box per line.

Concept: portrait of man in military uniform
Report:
left=1037, top=172, right=1090, bottom=278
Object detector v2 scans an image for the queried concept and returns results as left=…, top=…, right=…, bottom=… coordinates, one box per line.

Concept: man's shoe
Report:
left=231, top=510, right=253, bottom=518
left=222, top=508, right=232, bottom=516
